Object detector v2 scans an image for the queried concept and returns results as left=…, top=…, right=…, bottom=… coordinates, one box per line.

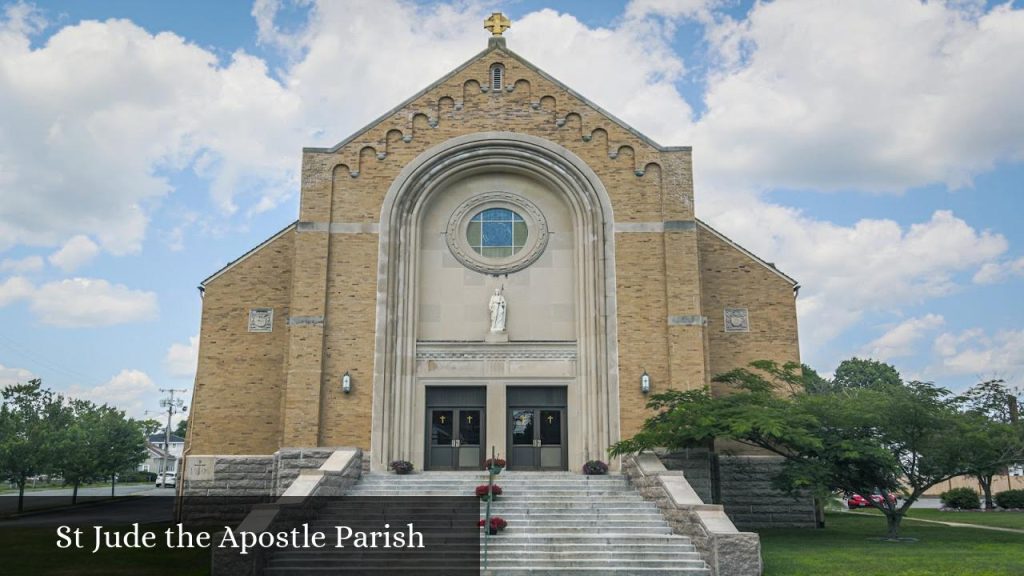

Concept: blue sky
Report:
left=0, top=0, right=1022, bottom=420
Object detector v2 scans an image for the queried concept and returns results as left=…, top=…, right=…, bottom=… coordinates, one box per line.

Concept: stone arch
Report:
left=370, top=132, right=621, bottom=472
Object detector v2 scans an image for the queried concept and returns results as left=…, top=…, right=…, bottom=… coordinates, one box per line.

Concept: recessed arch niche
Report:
left=370, top=132, right=620, bottom=472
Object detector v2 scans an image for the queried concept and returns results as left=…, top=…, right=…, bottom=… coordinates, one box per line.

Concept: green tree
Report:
left=0, top=380, right=65, bottom=512
left=611, top=360, right=973, bottom=539
left=800, top=363, right=831, bottom=395
left=54, top=399, right=104, bottom=504
left=955, top=380, right=1024, bottom=509
left=173, top=417, right=188, bottom=439
left=93, top=406, right=147, bottom=497
left=832, top=357, right=902, bottom=390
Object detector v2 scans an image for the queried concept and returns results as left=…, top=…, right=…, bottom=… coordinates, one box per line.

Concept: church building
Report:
left=186, top=16, right=800, bottom=481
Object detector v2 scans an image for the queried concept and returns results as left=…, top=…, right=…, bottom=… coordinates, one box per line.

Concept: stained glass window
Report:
left=466, top=208, right=527, bottom=258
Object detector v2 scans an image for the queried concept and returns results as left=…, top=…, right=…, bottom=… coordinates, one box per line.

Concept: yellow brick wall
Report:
left=189, top=229, right=294, bottom=454
left=189, top=43, right=799, bottom=455
left=697, top=224, right=801, bottom=394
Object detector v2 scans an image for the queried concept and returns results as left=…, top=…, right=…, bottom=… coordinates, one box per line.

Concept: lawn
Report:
left=0, top=523, right=209, bottom=576
left=759, top=512, right=1024, bottom=576
left=856, top=507, right=1024, bottom=530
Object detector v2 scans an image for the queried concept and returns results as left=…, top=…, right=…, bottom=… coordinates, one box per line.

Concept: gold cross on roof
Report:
left=484, top=12, right=511, bottom=36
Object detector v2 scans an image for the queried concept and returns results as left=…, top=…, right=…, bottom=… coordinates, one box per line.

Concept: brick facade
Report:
left=187, top=39, right=800, bottom=459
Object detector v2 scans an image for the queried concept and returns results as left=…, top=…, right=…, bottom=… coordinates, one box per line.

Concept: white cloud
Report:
left=164, top=334, right=199, bottom=378
left=690, top=0, right=1024, bottom=191
left=48, top=235, right=99, bottom=272
left=973, top=256, right=1024, bottom=284
left=67, top=368, right=159, bottom=418
left=0, top=5, right=302, bottom=254
left=29, top=278, right=158, bottom=327
left=861, top=314, right=945, bottom=361
left=0, top=362, right=35, bottom=388
left=0, top=255, right=43, bottom=273
left=934, top=328, right=1024, bottom=383
left=0, top=275, right=33, bottom=306
left=698, top=201, right=1008, bottom=354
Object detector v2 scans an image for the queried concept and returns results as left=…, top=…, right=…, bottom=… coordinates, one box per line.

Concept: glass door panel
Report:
left=428, top=409, right=454, bottom=470
left=458, top=409, right=482, bottom=469
left=512, top=410, right=534, bottom=445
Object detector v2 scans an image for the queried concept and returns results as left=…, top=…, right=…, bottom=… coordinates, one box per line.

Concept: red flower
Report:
left=475, top=484, right=503, bottom=497
left=479, top=516, right=508, bottom=530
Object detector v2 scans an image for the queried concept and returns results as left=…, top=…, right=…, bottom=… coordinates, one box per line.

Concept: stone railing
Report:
left=623, top=452, right=762, bottom=576
left=212, top=448, right=363, bottom=576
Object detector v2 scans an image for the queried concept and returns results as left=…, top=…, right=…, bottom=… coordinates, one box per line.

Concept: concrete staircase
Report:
left=264, top=471, right=710, bottom=575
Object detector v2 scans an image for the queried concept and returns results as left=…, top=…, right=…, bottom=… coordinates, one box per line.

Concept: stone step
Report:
left=270, top=548, right=699, bottom=560
left=268, top=565, right=708, bottom=569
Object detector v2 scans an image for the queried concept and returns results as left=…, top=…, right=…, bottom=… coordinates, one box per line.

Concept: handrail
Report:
left=483, top=445, right=497, bottom=571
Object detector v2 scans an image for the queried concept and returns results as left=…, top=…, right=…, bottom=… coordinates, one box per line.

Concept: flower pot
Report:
left=488, top=527, right=498, bottom=535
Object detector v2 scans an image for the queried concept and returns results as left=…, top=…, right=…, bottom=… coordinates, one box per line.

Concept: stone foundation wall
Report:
left=658, top=448, right=713, bottom=503
left=271, top=448, right=338, bottom=496
left=183, top=455, right=275, bottom=496
left=717, top=455, right=816, bottom=529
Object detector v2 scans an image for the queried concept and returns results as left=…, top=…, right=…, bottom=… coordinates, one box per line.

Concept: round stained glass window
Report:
left=466, top=208, right=528, bottom=258
left=445, top=192, right=548, bottom=275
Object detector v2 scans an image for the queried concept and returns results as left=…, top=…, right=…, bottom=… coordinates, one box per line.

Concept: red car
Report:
left=847, top=493, right=898, bottom=509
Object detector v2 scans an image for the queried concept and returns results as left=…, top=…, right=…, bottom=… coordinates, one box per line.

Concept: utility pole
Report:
left=158, top=388, right=188, bottom=485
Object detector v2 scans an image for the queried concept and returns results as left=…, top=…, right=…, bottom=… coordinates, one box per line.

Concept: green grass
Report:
left=0, top=523, right=209, bottom=576
left=856, top=507, right=1024, bottom=530
left=759, top=513, right=1024, bottom=576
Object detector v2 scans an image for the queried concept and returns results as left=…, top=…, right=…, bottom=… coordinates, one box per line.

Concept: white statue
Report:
left=488, top=288, right=507, bottom=333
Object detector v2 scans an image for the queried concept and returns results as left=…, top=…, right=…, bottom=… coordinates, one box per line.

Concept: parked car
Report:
left=155, top=472, right=176, bottom=488
left=847, top=492, right=898, bottom=509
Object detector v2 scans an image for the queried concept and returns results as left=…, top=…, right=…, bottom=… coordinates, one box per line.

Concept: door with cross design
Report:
left=507, top=407, right=566, bottom=470
left=427, top=407, right=484, bottom=470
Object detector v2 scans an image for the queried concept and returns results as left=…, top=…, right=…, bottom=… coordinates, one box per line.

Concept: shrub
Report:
left=582, top=460, right=609, bottom=475
left=940, top=487, right=980, bottom=509
left=388, top=460, right=414, bottom=475
left=994, top=489, right=1024, bottom=509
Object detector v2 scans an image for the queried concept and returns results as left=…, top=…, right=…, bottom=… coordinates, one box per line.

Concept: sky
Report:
left=0, top=0, right=1022, bottom=422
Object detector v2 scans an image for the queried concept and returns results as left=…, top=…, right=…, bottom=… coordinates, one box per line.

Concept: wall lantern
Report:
left=342, top=371, right=352, bottom=394
left=641, top=370, right=651, bottom=394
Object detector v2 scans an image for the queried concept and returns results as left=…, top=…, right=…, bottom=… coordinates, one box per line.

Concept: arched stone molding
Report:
left=370, top=132, right=620, bottom=472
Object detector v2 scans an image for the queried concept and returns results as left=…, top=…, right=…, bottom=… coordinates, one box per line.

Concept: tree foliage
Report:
left=1, top=379, right=149, bottom=507
left=0, top=380, right=65, bottom=511
left=611, top=360, right=975, bottom=539
left=832, top=357, right=901, bottom=390
left=954, top=380, right=1024, bottom=509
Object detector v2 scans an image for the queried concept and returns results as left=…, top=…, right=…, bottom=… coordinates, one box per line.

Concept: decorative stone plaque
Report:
left=724, top=308, right=749, bottom=333
left=248, top=308, right=274, bottom=332
left=187, top=456, right=215, bottom=482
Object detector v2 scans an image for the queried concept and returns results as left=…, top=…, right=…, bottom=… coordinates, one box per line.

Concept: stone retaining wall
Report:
left=658, top=447, right=713, bottom=503
left=717, top=455, right=816, bottom=529
left=624, top=453, right=762, bottom=576
left=271, top=448, right=338, bottom=496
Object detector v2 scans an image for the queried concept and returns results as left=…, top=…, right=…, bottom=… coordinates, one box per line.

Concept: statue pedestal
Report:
left=485, top=331, right=509, bottom=343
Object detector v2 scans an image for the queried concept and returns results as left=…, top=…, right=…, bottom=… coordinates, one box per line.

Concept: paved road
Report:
left=0, top=494, right=175, bottom=527
left=0, top=485, right=174, bottom=515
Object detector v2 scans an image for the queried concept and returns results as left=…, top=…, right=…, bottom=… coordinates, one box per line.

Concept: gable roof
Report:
left=148, top=433, right=186, bottom=444
left=304, top=40, right=691, bottom=155
left=200, top=221, right=297, bottom=287
left=696, top=219, right=798, bottom=286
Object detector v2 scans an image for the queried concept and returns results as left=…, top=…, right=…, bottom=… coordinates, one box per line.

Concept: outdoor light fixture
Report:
left=342, top=371, right=352, bottom=394
left=641, top=370, right=651, bottom=394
